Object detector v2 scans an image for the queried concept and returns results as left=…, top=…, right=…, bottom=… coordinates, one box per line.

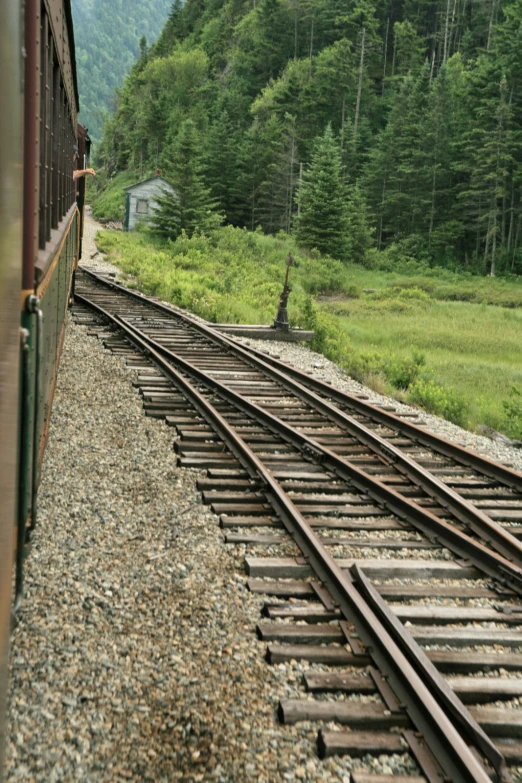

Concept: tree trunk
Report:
left=483, top=213, right=492, bottom=272
left=287, top=132, right=297, bottom=232
left=294, top=3, right=298, bottom=59
left=297, top=162, right=303, bottom=217
left=507, top=179, right=516, bottom=250
left=429, top=167, right=437, bottom=240
left=512, top=213, right=520, bottom=269
left=378, top=172, right=387, bottom=249
left=448, top=0, right=460, bottom=61
left=251, top=162, right=256, bottom=231
left=382, top=17, right=389, bottom=94
left=391, top=25, right=396, bottom=77
left=475, top=194, right=482, bottom=261
left=341, top=95, right=346, bottom=152
left=353, top=26, right=366, bottom=149
left=489, top=79, right=506, bottom=267
left=309, top=17, right=314, bottom=76
left=502, top=189, right=507, bottom=247
left=443, top=0, right=451, bottom=63
left=487, top=0, right=499, bottom=51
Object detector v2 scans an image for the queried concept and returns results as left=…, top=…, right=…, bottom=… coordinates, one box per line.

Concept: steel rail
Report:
left=76, top=291, right=496, bottom=783
left=75, top=287, right=522, bottom=599
left=232, top=339, right=522, bottom=490
left=79, top=267, right=522, bottom=492
left=77, top=270, right=522, bottom=571
left=201, top=337, right=522, bottom=568
left=352, top=564, right=509, bottom=783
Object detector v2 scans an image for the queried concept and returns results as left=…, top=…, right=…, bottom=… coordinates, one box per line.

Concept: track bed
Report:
left=73, top=268, right=522, bottom=782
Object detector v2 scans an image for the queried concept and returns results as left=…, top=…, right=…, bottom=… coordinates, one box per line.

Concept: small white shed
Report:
left=123, top=175, right=175, bottom=231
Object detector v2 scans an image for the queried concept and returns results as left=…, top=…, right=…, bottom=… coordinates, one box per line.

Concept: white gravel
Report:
left=7, top=213, right=520, bottom=780
left=5, top=214, right=424, bottom=782
left=234, top=339, right=522, bottom=474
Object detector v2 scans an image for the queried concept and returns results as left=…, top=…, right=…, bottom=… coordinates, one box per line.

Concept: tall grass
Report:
left=95, top=226, right=522, bottom=439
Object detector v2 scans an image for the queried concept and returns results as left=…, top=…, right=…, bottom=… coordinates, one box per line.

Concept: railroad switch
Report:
left=273, top=253, right=294, bottom=331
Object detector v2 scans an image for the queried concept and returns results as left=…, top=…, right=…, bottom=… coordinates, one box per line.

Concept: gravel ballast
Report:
left=6, top=214, right=521, bottom=782
left=6, top=216, right=421, bottom=782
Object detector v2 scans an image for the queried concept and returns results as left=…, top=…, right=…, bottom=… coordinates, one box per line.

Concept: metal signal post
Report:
left=272, top=253, right=294, bottom=331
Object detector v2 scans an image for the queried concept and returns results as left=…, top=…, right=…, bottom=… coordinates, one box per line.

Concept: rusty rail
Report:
left=75, top=288, right=500, bottom=783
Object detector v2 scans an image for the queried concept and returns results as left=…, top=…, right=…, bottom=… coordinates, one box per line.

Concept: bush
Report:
left=299, top=255, right=355, bottom=295
left=385, top=352, right=425, bottom=390
left=369, top=286, right=432, bottom=304
left=300, top=297, right=349, bottom=363
left=91, top=170, right=139, bottom=221
left=502, top=386, right=522, bottom=440
left=366, top=237, right=432, bottom=273
left=408, top=379, right=468, bottom=427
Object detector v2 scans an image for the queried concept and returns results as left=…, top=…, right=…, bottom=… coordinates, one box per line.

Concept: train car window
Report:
left=38, top=12, right=49, bottom=249
left=38, top=2, right=77, bottom=251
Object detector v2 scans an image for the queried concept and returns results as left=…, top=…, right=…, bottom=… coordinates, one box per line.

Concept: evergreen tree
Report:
left=459, top=68, right=514, bottom=275
left=258, top=114, right=301, bottom=233
left=346, top=184, right=375, bottom=262
left=151, top=119, right=219, bottom=238
left=295, top=123, right=350, bottom=259
left=205, top=109, right=243, bottom=225
left=390, top=21, right=425, bottom=79
left=91, top=0, right=522, bottom=274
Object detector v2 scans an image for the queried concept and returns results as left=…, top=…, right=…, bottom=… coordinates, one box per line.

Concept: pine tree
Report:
left=258, top=114, right=301, bottom=232
left=459, top=70, right=513, bottom=275
left=205, top=109, right=242, bottom=224
left=422, top=56, right=468, bottom=258
left=92, top=0, right=522, bottom=271
left=346, top=184, right=374, bottom=262
left=150, top=187, right=181, bottom=239
left=151, top=119, right=219, bottom=239
left=295, top=123, right=350, bottom=259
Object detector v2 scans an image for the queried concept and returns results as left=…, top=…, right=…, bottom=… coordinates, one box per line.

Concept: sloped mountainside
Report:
left=71, top=0, right=172, bottom=142
left=96, top=0, right=522, bottom=275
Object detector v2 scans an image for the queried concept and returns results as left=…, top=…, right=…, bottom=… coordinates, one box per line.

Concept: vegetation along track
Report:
left=73, top=267, right=522, bottom=782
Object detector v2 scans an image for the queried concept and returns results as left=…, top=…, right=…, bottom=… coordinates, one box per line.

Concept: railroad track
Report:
left=73, top=267, right=522, bottom=782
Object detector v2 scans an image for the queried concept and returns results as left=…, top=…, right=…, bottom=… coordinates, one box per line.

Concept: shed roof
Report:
left=124, top=175, right=173, bottom=192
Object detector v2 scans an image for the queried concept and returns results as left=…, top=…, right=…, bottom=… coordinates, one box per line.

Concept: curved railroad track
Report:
left=73, top=267, right=522, bottom=783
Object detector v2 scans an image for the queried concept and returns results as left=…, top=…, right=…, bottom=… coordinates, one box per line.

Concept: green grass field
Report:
left=94, top=225, right=522, bottom=439
left=325, top=295, right=522, bottom=435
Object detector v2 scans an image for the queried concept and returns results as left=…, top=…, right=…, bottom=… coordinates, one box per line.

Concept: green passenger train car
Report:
left=0, top=0, right=87, bottom=763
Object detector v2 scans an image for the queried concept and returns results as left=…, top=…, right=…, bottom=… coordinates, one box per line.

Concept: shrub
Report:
left=299, top=255, right=351, bottom=295
left=301, top=297, right=349, bottom=363
left=366, top=238, right=432, bottom=273
left=91, top=170, right=139, bottom=221
left=502, top=386, right=522, bottom=440
left=340, top=349, right=384, bottom=383
left=408, top=379, right=468, bottom=427
left=385, top=352, right=425, bottom=390
left=369, top=286, right=432, bottom=303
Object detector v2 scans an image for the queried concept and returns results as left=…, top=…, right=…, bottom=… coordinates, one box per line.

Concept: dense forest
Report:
left=71, top=0, right=172, bottom=143
left=95, top=0, right=522, bottom=274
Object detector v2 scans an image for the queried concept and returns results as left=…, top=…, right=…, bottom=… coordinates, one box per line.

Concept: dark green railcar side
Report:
left=2, top=0, right=86, bottom=766
left=16, top=0, right=84, bottom=605
left=0, top=0, right=24, bottom=771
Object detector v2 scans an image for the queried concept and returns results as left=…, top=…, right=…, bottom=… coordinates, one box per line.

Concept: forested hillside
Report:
left=71, top=0, right=172, bottom=143
left=96, top=0, right=522, bottom=274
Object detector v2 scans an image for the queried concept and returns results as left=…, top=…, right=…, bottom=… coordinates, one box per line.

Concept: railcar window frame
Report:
left=38, top=1, right=77, bottom=252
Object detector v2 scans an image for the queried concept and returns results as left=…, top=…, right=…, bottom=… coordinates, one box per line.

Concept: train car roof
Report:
left=43, top=0, right=80, bottom=118
left=64, top=0, right=80, bottom=111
